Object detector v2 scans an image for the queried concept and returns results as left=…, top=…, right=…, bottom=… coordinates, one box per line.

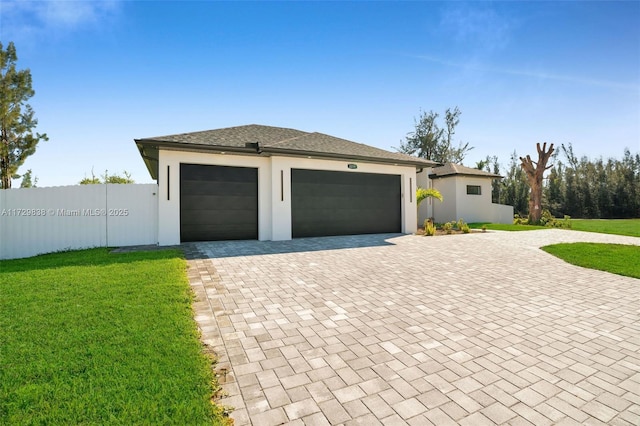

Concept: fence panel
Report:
left=0, top=184, right=158, bottom=260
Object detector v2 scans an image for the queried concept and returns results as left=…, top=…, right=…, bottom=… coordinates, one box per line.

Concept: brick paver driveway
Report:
left=185, top=229, right=640, bottom=425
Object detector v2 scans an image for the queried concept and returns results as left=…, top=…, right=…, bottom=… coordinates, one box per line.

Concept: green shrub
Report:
left=442, top=221, right=453, bottom=234
left=461, top=224, right=470, bottom=233
left=513, top=214, right=528, bottom=225
left=540, top=209, right=554, bottom=226
left=423, top=219, right=436, bottom=236
left=540, top=209, right=573, bottom=228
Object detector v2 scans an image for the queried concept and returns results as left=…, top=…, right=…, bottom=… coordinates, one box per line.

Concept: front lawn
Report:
left=0, top=249, right=226, bottom=425
left=469, top=222, right=547, bottom=231
left=471, top=218, right=640, bottom=236
left=571, top=218, right=640, bottom=237
left=542, top=243, right=640, bottom=279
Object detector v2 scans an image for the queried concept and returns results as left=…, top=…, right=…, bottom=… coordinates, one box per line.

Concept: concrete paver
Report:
left=184, top=229, right=640, bottom=425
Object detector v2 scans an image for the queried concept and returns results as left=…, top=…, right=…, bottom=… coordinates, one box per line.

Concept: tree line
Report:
left=398, top=107, right=639, bottom=220
left=479, top=145, right=640, bottom=219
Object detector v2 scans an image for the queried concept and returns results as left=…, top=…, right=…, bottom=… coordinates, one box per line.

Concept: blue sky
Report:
left=2, top=1, right=639, bottom=187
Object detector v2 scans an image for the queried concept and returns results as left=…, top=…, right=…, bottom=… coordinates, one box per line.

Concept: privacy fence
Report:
left=0, top=184, right=158, bottom=260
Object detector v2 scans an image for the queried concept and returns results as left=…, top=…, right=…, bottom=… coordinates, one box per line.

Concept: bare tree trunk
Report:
left=520, top=142, right=554, bottom=224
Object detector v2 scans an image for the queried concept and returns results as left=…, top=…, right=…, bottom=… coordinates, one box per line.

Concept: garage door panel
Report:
left=291, top=169, right=401, bottom=238
left=182, top=165, right=254, bottom=182
left=182, top=195, right=257, bottom=211
left=180, top=164, right=258, bottom=242
left=181, top=209, right=257, bottom=225
left=180, top=225, right=257, bottom=242
left=181, top=181, right=257, bottom=197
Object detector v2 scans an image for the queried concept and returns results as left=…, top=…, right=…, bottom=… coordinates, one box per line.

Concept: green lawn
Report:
left=542, top=243, right=640, bottom=279
left=470, top=218, right=640, bottom=236
left=571, top=218, right=640, bottom=238
left=469, top=222, right=547, bottom=231
left=0, top=249, right=227, bottom=425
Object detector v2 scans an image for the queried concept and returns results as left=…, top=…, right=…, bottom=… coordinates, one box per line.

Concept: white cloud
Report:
left=439, top=4, right=513, bottom=52
left=1, top=1, right=121, bottom=42
left=412, top=54, right=639, bottom=91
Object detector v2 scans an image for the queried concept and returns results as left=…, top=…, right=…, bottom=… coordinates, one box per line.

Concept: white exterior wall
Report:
left=490, top=203, right=514, bottom=224
left=0, top=184, right=158, bottom=260
left=431, top=178, right=457, bottom=224
left=453, top=176, right=494, bottom=223
left=428, top=175, right=513, bottom=224
left=453, top=176, right=514, bottom=224
left=416, top=169, right=433, bottom=225
left=158, top=150, right=417, bottom=245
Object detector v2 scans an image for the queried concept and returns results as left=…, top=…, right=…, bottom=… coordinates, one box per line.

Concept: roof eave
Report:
left=262, top=147, right=439, bottom=168
left=135, top=139, right=440, bottom=171
left=429, top=172, right=503, bottom=179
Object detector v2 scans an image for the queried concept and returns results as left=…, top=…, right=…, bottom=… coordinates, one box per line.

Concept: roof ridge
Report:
left=265, top=131, right=312, bottom=147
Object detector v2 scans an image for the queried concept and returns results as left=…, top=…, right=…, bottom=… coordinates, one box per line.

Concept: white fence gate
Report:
left=0, top=184, right=158, bottom=260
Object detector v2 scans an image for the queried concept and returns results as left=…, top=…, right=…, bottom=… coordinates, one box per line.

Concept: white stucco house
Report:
left=135, top=124, right=512, bottom=245
left=135, top=124, right=440, bottom=245
left=417, top=163, right=513, bottom=225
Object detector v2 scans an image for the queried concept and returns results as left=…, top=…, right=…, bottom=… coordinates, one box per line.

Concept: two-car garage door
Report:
left=291, top=169, right=401, bottom=238
left=180, top=164, right=401, bottom=241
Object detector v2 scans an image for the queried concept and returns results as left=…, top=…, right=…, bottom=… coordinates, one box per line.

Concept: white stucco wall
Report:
left=158, top=150, right=417, bottom=245
left=431, top=178, right=457, bottom=224
left=453, top=176, right=494, bottom=223
left=416, top=169, right=433, bottom=225
left=429, top=175, right=513, bottom=224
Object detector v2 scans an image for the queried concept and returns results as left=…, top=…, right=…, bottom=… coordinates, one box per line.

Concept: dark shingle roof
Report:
left=135, top=124, right=439, bottom=179
left=429, top=163, right=502, bottom=179
left=145, top=124, right=309, bottom=148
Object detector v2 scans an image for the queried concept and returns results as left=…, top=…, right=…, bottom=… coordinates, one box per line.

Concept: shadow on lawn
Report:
left=0, top=247, right=183, bottom=273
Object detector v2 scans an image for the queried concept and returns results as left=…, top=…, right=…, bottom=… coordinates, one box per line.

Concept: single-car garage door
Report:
left=180, top=164, right=258, bottom=242
left=291, top=169, right=401, bottom=238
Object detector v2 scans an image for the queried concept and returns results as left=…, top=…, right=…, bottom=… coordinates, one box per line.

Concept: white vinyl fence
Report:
left=0, top=184, right=158, bottom=260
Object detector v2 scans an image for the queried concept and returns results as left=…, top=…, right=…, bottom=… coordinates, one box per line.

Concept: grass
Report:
left=542, top=243, right=640, bottom=279
left=468, top=222, right=547, bottom=231
left=470, top=218, right=640, bottom=236
left=469, top=219, right=639, bottom=277
left=571, top=218, right=640, bottom=238
left=0, top=248, right=227, bottom=425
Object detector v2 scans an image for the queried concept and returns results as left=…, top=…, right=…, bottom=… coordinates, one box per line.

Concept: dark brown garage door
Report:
left=291, top=169, right=401, bottom=238
left=180, top=164, right=258, bottom=242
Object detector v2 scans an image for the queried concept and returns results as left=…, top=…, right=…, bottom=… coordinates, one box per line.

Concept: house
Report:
left=416, top=163, right=513, bottom=225
left=135, top=124, right=439, bottom=245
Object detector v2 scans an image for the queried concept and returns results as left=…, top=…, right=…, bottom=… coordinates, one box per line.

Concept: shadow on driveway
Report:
left=181, top=233, right=403, bottom=260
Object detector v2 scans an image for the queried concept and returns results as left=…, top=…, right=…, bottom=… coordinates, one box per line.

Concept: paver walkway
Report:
left=185, top=229, right=640, bottom=425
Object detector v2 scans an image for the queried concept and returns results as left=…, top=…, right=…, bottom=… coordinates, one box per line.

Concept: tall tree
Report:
left=443, top=107, right=473, bottom=164
left=0, top=42, right=48, bottom=189
left=503, top=151, right=529, bottom=215
left=396, top=107, right=473, bottom=164
left=80, top=169, right=134, bottom=184
left=520, top=142, right=555, bottom=224
left=19, top=168, right=37, bottom=188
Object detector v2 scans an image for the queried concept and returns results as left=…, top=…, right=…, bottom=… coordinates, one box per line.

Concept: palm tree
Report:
left=416, top=188, right=443, bottom=206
